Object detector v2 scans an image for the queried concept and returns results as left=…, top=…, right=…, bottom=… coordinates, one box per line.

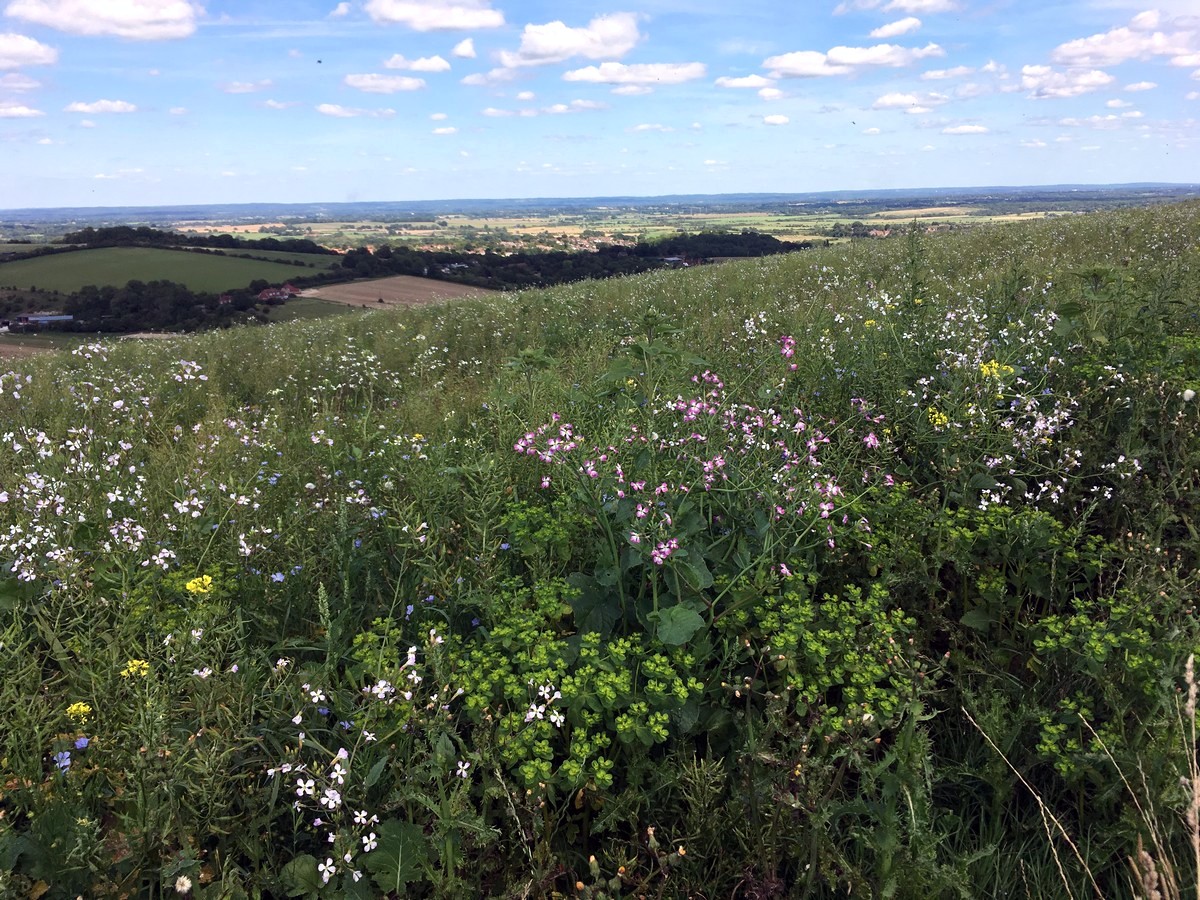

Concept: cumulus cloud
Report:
left=0, top=32, right=57, bottom=68
left=452, top=37, right=476, bottom=58
left=0, top=71, right=39, bottom=89
left=345, top=73, right=426, bottom=92
left=871, top=17, right=921, bottom=39
left=1050, top=12, right=1196, bottom=67
left=5, top=0, right=201, bottom=39
left=763, top=113, right=789, bottom=125
left=612, top=84, right=652, bottom=95
left=64, top=98, right=136, bottom=112
left=714, top=73, right=774, bottom=88
left=921, top=65, right=972, bottom=80
left=563, top=61, right=706, bottom=85
left=764, top=42, right=942, bottom=77
left=872, top=90, right=947, bottom=111
left=221, top=80, right=272, bottom=94
left=942, top=124, right=988, bottom=133
left=498, top=12, right=640, bottom=67
left=0, top=100, right=42, bottom=116
left=364, top=0, right=503, bottom=31
left=1105, top=98, right=1132, bottom=108
left=516, top=90, right=534, bottom=100
left=1125, top=80, right=1157, bottom=91
left=834, top=0, right=955, bottom=11
left=1021, top=65, right=1114, bottom=99
left=460, top=67, right=515, bottom=85
left=316, top=103, right=396, bottom=117
left=329, top=2, right=350, bottom=16
left=384, top=54, right=451, bottom=71
left=263, top=99, right=298, bottom=109
left=759, top=87, right=784, bottom=99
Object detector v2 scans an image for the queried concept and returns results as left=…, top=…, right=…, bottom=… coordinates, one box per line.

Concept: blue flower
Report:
left=54, top=751, right=71, bottom=770
left=271, top=572, right=285, bottom=583
left=74, top=736, right=90, bottom=750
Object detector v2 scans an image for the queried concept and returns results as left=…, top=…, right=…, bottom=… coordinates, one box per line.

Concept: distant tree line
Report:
left=341, top=231, right=815, bottom=290
left=59, top=225, right=338, bottom=257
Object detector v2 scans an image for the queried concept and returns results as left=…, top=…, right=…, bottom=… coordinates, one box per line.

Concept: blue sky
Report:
left=0, top=0, right=1197, bottom=208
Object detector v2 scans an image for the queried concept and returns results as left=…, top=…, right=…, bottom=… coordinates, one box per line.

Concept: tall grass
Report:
left=1, top=202, right=1198, bottom=898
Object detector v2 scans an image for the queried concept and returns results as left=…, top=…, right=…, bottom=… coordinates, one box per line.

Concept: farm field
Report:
left=0, top=246, right=327, bottom=294
left=305, top=274, right=497, bottom=309
left=0, top=202, right=1199, bottom=897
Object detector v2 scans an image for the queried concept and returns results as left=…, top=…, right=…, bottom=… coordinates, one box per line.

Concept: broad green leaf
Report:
left=656, top=604, right=706, bottom=646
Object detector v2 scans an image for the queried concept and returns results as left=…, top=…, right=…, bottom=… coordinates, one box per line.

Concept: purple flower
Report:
left=54, top=751, right=71, bottom=770
left=271, top=572, right=285, bottom=583
left=74, top=736, right=90, bottom=750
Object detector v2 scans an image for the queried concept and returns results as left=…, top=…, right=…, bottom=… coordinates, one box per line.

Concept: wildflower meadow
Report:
left=1, top=202, right=1199, bottom=898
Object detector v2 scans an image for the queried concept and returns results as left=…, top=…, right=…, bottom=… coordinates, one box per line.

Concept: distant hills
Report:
left=3, top=183, right=1198, bottom=227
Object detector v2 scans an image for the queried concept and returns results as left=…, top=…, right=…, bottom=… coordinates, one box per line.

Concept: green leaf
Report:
left=676, top=554, right=714, bottom=591
left=960, top=606, right=997, bottom=633
left=656, top=604, right=706, bottom=646
left=366, top=820, right=428, bottom=893
left=279, top=854, right=322, bottom=898
left=363, top=754, right=389, bottom=788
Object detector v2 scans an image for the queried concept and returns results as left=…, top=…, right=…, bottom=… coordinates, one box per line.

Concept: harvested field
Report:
left=304, top=275, right=496, bottom=309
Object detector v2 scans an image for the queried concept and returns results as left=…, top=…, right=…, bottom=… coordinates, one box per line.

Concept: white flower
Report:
left=295, top=777, right=315, bottom=797
left=318, top=857, right=337, bottom=884
left=330, top=762, right=347, bottom=784
left=174, top=874, right=193, bottom=894
left=456, top=760, right=471, bottom=778
left=1184, top=388, right=1196, bottom=402
left=363, top=832, right=378, bottom=852
left=354, top=809, right=369, bottom=825
left=320, top=787, right=342, bottom=809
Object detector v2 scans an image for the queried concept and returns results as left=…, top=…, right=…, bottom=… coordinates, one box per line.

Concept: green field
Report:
left=0, top=246, right=327, bottom=293
left=2, top=203, right=1200, bottom=896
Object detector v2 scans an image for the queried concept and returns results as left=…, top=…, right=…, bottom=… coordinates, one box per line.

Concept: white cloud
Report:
left=714, top=74, right=774, bottom=88
left=482, top=106, right=512, bottom=116
left=884, top=0, right=955, bottom=10
left=1125, top=80, right=1157, bottom=91
left=1173, top=52, right=1200, bottom=67
left=764, top=42, right=942, bottom=77
left=430, top=111, right=447, bottom=119
left=432, top=125, right=457, bottom=133
left=871, top=17, right=921, bottom=39
left=384, top=54, right=451, bottom=71
left=0, top=71, right=39, bottom=89
left=221, top=80, right=272, bottom=94
left=5, top=0, right=201, bottom=39
left=0, top=32, right=57, bottom=68
left=364, top=0, right=503, bottom=31
left=563, top=61, right=706, bottom=85
left=863, top=126, right=881, bottom=134
left=64, top=98, right=136, bottom=112
left=612, top=84, right=652, bottom=95
left=0, top=100, right=42, bottom=116
left=345, top=73, right=426, bottom=92
left=516, top=90, right=534, bottom=100
left=460, top=67, right=515, bottom=85
left=263, top=99, right=298, bottom=109
left=942, top=124, right=988, bottom=133
left=630, top=122, right=672, bottom=132
left=921, top=65, right=972, bottom=80
left=329, top=2, right=350, bottom=16
left=1021, top=65, right=1114, bottom=99
left=873, top=90, right=946, bottom=110
left=316, top=103, right=396, bottom=117
left=78, top=118, right=93, bottom=126
left=498, top=12, right=640, bottom=68
left=169, top=105, right=186, bottom=114
left=1105, top=98, right=1132, bottom=108
left=1058, top=113, right=1122, bottom=129
left=759, top=87, right=783, bottom=99
left=1050, top=13, right=1195, bottom=67
left=452, top=37, right=476, bottom=58
left=1188, top=90, right=1200, bottom=99
left=763, top=113, right=789, bottom=125
left=1021, top=138, right=1047, bottom=147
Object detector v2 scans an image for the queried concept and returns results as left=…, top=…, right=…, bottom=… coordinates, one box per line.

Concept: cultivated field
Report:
left=0, top=247, right=331, bottom=294
left=305, top=274, right=496, bottom=309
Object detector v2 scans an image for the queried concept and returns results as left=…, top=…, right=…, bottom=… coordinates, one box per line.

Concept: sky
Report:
left=0, top=0, right=1197, bottom=209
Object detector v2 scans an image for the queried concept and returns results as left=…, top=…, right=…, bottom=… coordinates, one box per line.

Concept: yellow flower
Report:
left=66, top=701, right=92, bottom=723
left=864, top=319, right=878, bottom=328
left=120, top=658, right=150, bottom=678
left=185, top=575, right=213, bottom=594
left=927, top=407, right=950, bottom=429
left=979, top=359, right=1015, bottom=379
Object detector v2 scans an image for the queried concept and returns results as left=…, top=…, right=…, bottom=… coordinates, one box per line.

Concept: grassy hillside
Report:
left=1, top=203, right=1198, bottom=898
left=0, top=246, right=334, bottom=293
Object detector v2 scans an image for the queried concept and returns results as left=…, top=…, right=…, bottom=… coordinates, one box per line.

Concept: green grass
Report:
left=1, top=202, right=1199, bottom=897
left=0, top=246, right=323, bottom=293
left=258, top=296, right=357, bottom=323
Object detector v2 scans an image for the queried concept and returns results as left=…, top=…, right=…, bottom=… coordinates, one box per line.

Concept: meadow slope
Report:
left=0, top=203, right=1198, bottom=898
